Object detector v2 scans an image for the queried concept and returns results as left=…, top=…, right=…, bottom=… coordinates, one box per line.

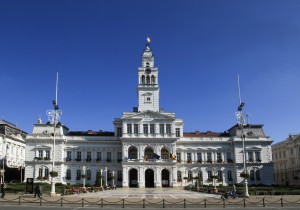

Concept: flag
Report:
left=172, top=154, right=176, bottom=160
left=152, top=153, right=160, bottom=160
left=170, top=153, right=176, bottom=160
left=147, top=36, right=151, bottom=43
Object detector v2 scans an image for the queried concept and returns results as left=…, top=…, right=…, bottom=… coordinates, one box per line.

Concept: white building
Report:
left=272, top=134, right=300, bottom=186
left=24, top=43, right=273, bottom=187
left=0, top=120, right=27, bottom=182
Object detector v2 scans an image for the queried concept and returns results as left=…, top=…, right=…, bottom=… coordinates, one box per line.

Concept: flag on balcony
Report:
left=152, top=153, right=160, bottom=160
left=170, top=153, right=176, bottom=160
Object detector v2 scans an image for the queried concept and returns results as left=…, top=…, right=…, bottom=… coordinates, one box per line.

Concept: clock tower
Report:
left=137, top=44, right=160, bottom=112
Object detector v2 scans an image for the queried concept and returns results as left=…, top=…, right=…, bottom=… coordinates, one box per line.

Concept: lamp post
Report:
left=105, top=167, right=108, bottom=187
left=47, top=99, right=62, bottom=196
left=100, top=169, right=103, bottom=187
left=236, top=102, right=249, bottom=197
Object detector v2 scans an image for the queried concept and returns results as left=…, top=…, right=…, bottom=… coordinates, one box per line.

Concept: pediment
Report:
left=122, top=111, right=175, bottom=121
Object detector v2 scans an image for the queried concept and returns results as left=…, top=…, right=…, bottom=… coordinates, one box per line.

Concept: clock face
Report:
left=145, top=68, right=151, bottom=74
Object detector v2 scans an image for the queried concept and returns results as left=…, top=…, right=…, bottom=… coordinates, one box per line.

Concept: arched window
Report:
left=128, top=146, right=138, bottom=159
left=146, top=76, right=150, bottom=84
left=151, top=75, right=155, bottom=84
left=144, top=147, right=154, bottom=160
left=141, top=75, right=145, bottom=84
left=161, top=147, right=169, bottom=160
left=66, top=169, right=71, bottom=180
left=146, top=62, right=150, bottom=67
left=255, top=170, right=261, bottom=180
left=250, top=170, right=255, bottom=181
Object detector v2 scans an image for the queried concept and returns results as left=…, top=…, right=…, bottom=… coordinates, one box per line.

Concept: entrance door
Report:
left=161, top=169, right=170, bottom=187
left=129, top=169, right=138, bottom=188
left=145, top=169, right=154, bottom=188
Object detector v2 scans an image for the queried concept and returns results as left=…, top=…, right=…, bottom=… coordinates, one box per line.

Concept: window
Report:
left=227, top=152, right=232, bottom=162
left=176, top=128, right=180, bottom=137
left=76, top=169, right=81, bottom=180
left=217, top=152, right=222, bottom=162
left=134, top=124, right=138, bottom=134
left=250, top=170, right=255, bottom=181
left=118, top=171, right=122, bottom=181
left=177, top=171, right=182, bottom=180
left=66, top=169, right=71, bottom=179
left=248, top=152, right=253, bottom=162
left=66, top=151, right=72, bottom=160
left=44, top=168, right=49, bottom=178
left=150, top=124, right=155, bottom=134
left=161, top=148, right=169, bottom=160
left=87, top=169, right=91, bottom=180
left=218, top=170, right=222, bottom=179
left=117, top=127, right=122, bottom=137
left=107, top=170, right=112, bottom=180
left=188, top=171, right=193, bottom=180
left=207, top=152, right=212, bottom=163
left=255, top=151, right=261, bottom=162
left=207, top=171, right=212, bottom=178
left=255, top=170, right=261, bottom=180
left=177, top=153, right=181, bottom=162
left=38, top=150, right=43, bottom=158
left=197, top=153, right=202, bottom=162
left=76, top=151, right=81, bottom=161
left=166, top=124, right=171, bottom=134
left=159, top=124, right=164, bottom=134
left=86, top=151, right=92, bottom=160
left=143, top=124, right=148, bottom=134
left=228, top=170, right=232, bottom=180
left=38, top=168, right=43, bottom=177
left=107, top=152, right=111, bottom=162
left=97, top=152, right=102, bottom=160
left=127, top=124, right=132, bottom=134
left=146, top=75, right=150, bottom=84
left=46, top=150, right=50, bottom=159
left=128, top=147, right=138, bottom=159
left=187, top=153, right=192, bottom=162
left=141, top=75, right=145, bottom=84
left=151, top=75, right=155, bottom=84
left=117, top=152, right=122, bottom=162
left=198, top=171, right=203, bottom=178
left=147, top=97, right=151, bottom=102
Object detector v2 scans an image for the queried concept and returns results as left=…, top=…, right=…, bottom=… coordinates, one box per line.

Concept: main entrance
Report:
left=129, top=169, right=138, bottom=188
left=162, top=169, right=170, bottom=187
left=145, top=169, right=154, bottom=188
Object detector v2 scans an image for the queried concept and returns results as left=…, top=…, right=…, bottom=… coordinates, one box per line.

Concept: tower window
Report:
left=147, top=97, right=151, bottom=102
left=141, top=75, right=145, bottom=84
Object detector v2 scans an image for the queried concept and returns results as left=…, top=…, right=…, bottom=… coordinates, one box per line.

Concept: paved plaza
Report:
left=65, top=188, right=220, bottom=199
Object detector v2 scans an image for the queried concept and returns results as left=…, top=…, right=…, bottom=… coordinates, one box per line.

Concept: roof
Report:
left=183, top=131, right=230, bottom=137
left=68, top=130, right=114, bottom=136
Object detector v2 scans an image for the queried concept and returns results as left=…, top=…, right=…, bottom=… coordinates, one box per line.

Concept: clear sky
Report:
left=1, top=0, right=300, bottom=143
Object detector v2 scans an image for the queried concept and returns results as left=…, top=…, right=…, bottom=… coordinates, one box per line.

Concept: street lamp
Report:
left=47, top=99, right=62, bottom=196
left=236, top=102, right=249, bottom=197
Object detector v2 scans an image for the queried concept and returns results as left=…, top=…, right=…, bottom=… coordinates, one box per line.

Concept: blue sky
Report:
left=1, top=0, right=300, bottom=143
